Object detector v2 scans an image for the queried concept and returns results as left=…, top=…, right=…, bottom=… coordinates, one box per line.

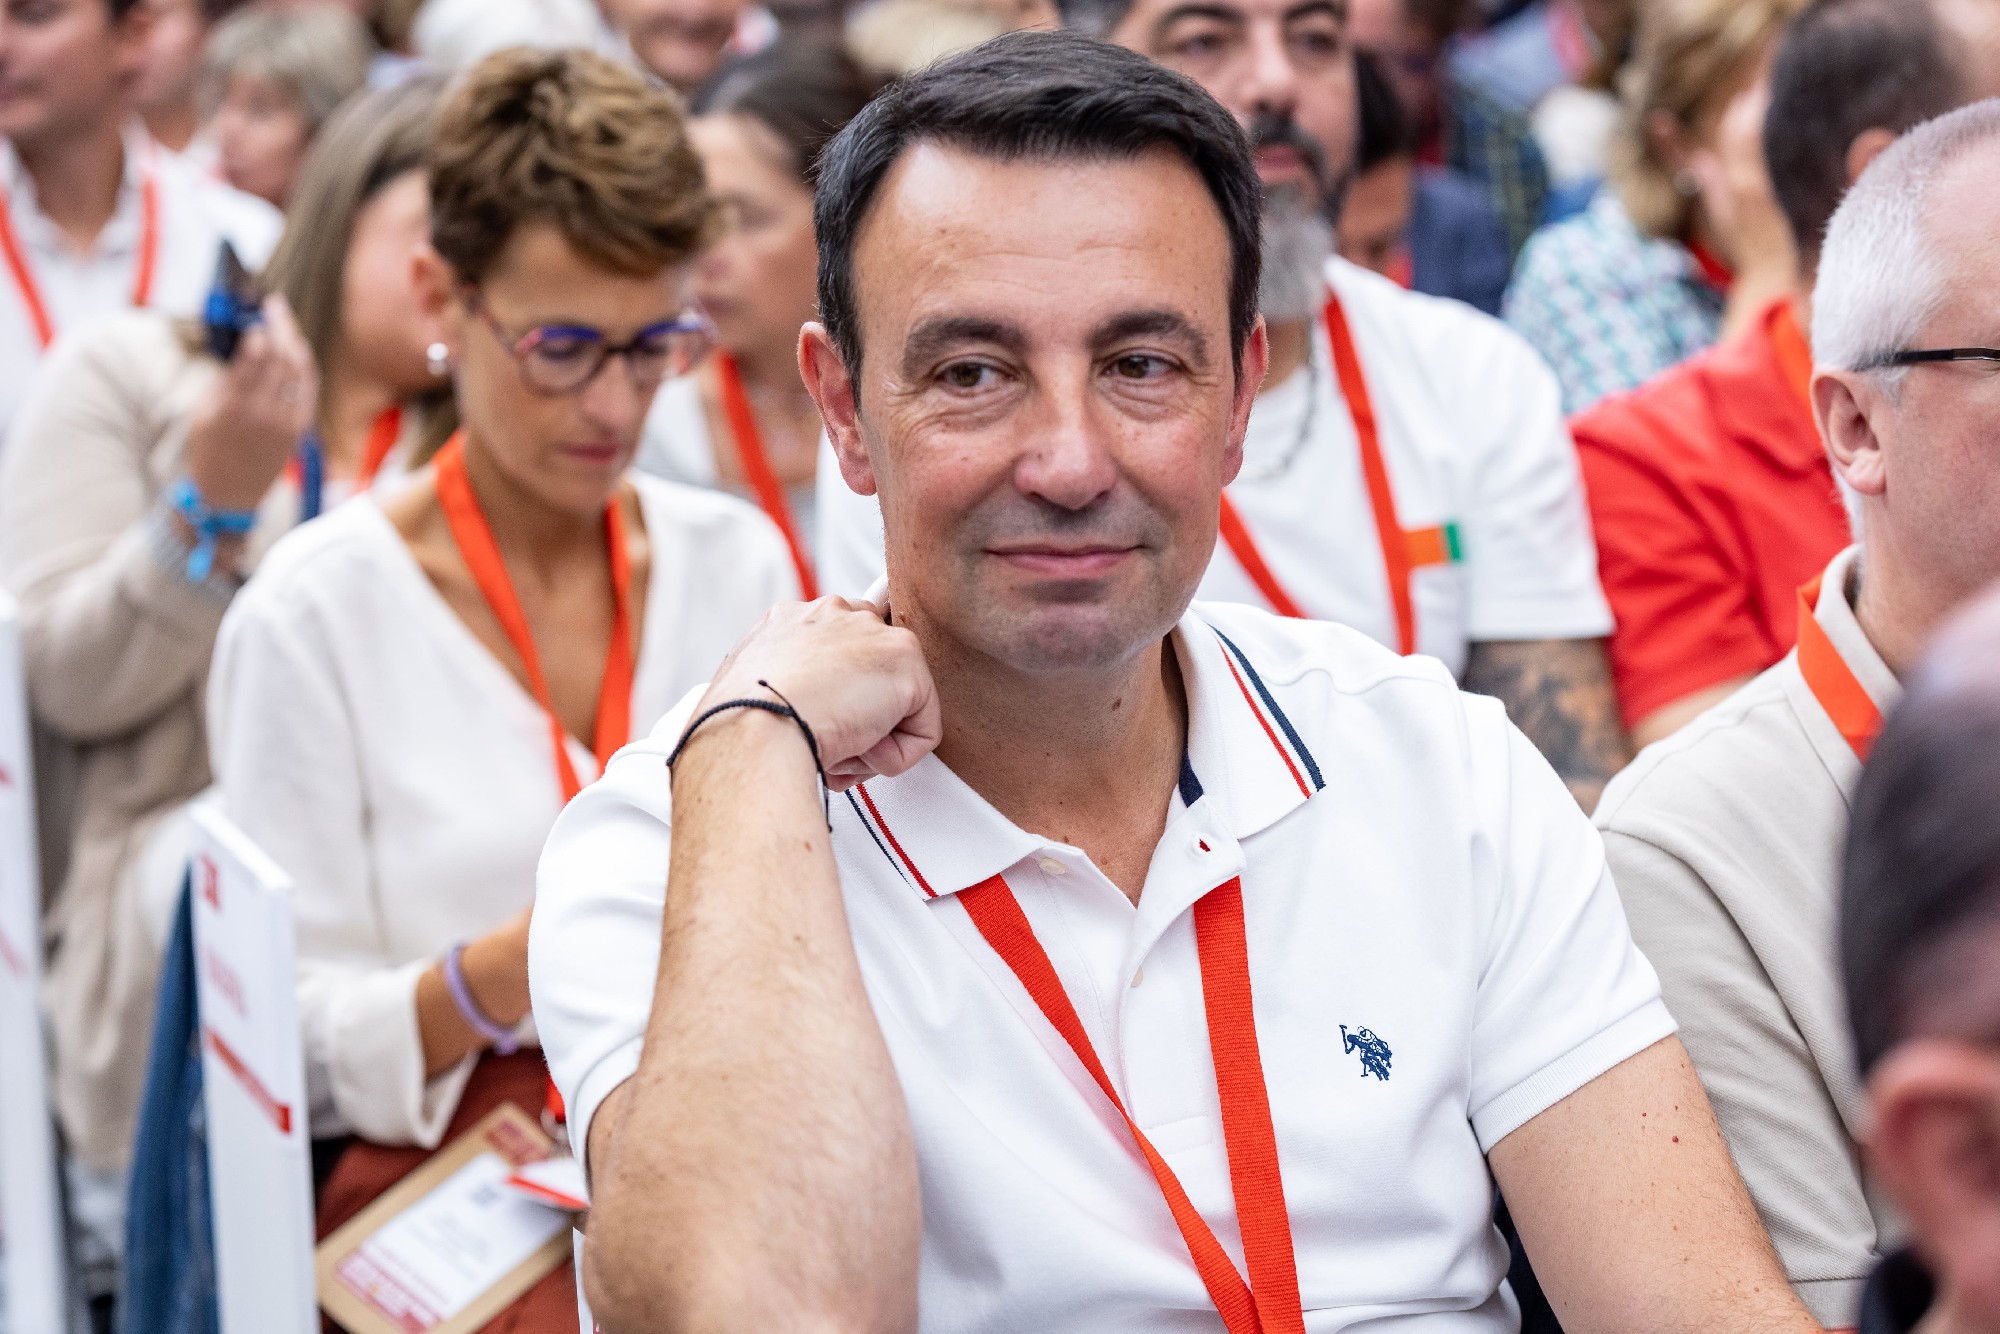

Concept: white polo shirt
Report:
left=0, top=130, right=281, bottom=446
left=814, top=259, right=1613, bottom=678
left=531, top=601, right=1672, bottom=1331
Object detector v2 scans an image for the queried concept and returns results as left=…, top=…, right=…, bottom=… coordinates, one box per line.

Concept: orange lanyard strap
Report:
left=1795, top=579, right=1882, bottom=761
left=1217, top=291, right=1459, bottom=655
left=432, top=432, right=635, bottom=803
left=956, top=873, right=1306, bottom=1334
left=715, top=352, right=818, bottom=599
left=356, top=405, right=405, bottom=490
left=0, top=156, right=159, bottom=351
left=1769, top=301, right=1815, bottom=419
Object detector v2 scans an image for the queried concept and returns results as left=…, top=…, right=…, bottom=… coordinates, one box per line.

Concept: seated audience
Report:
left=201, top=4, right=375, bottom=209
left=1339, top=47, right=1512, bottom=315
left=205, top=47, right=794, bottom=1324
left=1841, top=583, right=2000, bottom=1334
left=0, top=0, right=280, bottom=445
left=131, top=0, right=243, bottom=161
left=0, top=75, right=444, bottom=1305
left=1505, top=0, right=1802, bottom=413
left=829, top=0, right=1632, bottom=811
left=638, top=37, right=878, bottom=598
left=1595, top=98, right=2000, bottom=1327
left=1571, top=0, right=1999, bottom=747
left=537, top=34, right=1816, bottom=1333
left=1445, top=0, right=1634, bottom=253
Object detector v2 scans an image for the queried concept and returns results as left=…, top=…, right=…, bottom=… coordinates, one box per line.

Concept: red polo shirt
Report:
left=1570, top=301, right=1852, bottom=730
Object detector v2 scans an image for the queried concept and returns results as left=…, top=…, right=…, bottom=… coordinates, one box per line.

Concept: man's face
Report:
left=1861, top=153, right=2000, bottom=607
left=813, top=144, right=1264, bottom=677
left=1108, top=0, right=1358, bottom=213
left=0, top=0, right=140, bottom=146
left=613, top=0, right=744, bottom=95
left=1336, top=153, right=1413, bottom=279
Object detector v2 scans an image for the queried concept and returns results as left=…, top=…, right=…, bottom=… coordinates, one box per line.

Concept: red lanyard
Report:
left=1685, top=240, right=1734, bottom=295
left=715, top=352, right=818, bottom=598
left=0, top=155, right=159, bottom=351
left=432, top=432, right=635, bottom=803
left=1769, top=301, right=1815, bottom=419
left=956, top=874, right=1306, bottom=1334
left=1795, top=576, right=1882, bottom=761
left=1218, top=290, right=1459, bottom=655
left=285, top=405, right=405, bottom=497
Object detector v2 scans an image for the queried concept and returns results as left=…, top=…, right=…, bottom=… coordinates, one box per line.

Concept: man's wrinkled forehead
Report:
left=846, top=140, right=1236, bottom=366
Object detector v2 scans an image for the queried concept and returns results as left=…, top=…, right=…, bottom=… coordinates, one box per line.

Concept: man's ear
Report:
left=800, top=321, right=878, bottom=498
left=1865, top=1041, right=2000, bottom=1318
left=1815, top=368, right=1889, bottom=501
left=1846, top=127, right=1899, bottom=187
left=1222, top=317, right=1270, bottom=488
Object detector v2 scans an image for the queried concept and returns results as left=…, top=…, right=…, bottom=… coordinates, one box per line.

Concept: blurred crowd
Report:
left=0, top=0, right=1995, bottom=1331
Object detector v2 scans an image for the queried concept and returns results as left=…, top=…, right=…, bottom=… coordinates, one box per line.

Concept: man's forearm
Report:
left=584, top=709, right=922, bottom=1334
left=1463, top=638, right=1634, bottom=812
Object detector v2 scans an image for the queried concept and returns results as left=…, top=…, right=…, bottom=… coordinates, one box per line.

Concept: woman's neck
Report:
left=719, top=340, right=821, bottom=486
left=457, top=432, right=608, bottom=572
left=319, top=358, right=401, bottom=480
left=16, top=119, right=128, bottom=255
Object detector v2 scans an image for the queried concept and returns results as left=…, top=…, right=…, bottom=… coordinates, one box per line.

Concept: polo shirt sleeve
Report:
left=1438, top=312, right=1615, bottom=645
left=529, top=717, right=687, bottom=1172
left=1570, top=408, right=1773, bottom=730
left=1462, top=693, right=1676, bottom=1150
left=812, top=434, right=889, bottom=600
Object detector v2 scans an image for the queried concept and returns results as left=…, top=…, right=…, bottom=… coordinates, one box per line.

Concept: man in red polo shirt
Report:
left=1572, top=0, right=2000, bottom=746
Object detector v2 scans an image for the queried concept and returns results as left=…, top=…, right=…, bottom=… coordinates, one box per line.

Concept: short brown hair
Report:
left=427, top=47, right=719, bottom=285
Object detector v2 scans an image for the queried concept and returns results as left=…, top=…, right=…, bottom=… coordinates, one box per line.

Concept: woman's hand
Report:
left=182, top=294, right=318, bottom=513
left=692, top=596, right=942, bottom=791
left=1685, top=76, right=1798, bottom=336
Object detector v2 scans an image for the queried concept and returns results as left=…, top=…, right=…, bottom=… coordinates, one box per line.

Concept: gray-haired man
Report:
left=1596, top=97, right=2000, bottom=1327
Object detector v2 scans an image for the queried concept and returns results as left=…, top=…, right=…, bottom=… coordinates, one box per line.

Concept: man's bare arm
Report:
left=581, top=601, right=940, bottom=1334
left=1489, top=1036, right=1820, bottom=1334
left=1463, top=638, right=1633, bottom=812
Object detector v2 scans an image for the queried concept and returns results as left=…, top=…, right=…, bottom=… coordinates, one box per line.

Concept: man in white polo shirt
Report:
left=534, top=34, right=1814, bottom=1332
left=0, top=0, right=280, bottom=445
left=815, top=0, right=1629, bottom=810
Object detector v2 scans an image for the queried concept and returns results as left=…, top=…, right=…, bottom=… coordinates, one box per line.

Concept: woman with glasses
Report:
left=205, top=48, right=795, bottom=1319
left=638, top=38, right=879, bottom=597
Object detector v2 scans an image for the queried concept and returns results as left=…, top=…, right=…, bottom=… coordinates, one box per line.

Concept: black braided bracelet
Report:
left=665, top=680, right=831, bottom=826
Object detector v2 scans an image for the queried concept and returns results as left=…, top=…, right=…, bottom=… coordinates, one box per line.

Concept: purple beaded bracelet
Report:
left=443, top=942, right=519, bottom=1055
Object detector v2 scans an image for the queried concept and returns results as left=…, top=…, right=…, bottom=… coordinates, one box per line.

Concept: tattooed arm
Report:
left=1462, top=638, right=1633, bottom=813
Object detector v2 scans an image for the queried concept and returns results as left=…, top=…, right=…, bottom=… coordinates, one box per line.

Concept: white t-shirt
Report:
left=208, top=475, right=797, bottom=1148
left=637, top=373, right=818, bottom=556
left=815, top=258, right=1613, bottom=678
left=0, top=131, right=280, bottom=446
left=411, top=0, right=629, bottom=70
left=532, top=601, right=1672, bottom=1331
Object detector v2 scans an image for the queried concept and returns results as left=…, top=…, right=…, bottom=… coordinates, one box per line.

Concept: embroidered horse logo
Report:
left=1341, top=1024, right=1393, bottom=1081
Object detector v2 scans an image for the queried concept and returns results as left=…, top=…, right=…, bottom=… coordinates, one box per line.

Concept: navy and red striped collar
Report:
left=845, top=614, right=1324, bottom=900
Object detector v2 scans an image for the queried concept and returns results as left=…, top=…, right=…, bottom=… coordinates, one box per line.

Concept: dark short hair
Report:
left=1842, top=614, right=2000, bottom=1074
left=692, top=36, right=883, bottom=190
left=1765, top=0, right=1965, bottom=264
left=1355, top=48, right=1415, bottom=174
left=813, top=30, right=1261, bottom=381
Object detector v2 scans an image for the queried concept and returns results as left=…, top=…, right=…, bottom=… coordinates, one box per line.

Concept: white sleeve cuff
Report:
left=323, top=955, right=474, bottom=1149
left=1471, top=997, right=1677, bottom=1151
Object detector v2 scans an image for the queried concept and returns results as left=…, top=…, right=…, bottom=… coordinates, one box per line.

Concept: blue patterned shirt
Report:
left=1503, top=190, right=1725, bottom=414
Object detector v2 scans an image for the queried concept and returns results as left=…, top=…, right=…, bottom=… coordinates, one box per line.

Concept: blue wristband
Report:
left=443, top=941, right=520, bottom=1055
left=167, top=478, right=258, bottom=583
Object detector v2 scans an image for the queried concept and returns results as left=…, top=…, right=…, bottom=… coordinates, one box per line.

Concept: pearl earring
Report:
left=426, top=342, right=450, bottom=378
